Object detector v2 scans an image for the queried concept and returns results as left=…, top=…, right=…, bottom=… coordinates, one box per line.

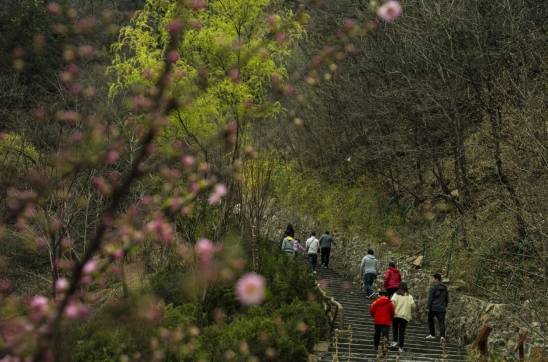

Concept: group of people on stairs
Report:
left=280, top=224, right=335, bottom=272
left=361, top=249, right=449, bottom=354
left=278, top=225, right=450, bottom=356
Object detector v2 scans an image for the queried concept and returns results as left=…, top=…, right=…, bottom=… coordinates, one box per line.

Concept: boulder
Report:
left=412, top=255, right=424, bottom=268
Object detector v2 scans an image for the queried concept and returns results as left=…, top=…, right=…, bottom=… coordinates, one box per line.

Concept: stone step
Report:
left=328, top=344, right=466, bottom=357
left=320, top=351, right=465, bottom=362
left=330, top=338, right=464, bottom=353
left=314, top=268, right=467, bottom=362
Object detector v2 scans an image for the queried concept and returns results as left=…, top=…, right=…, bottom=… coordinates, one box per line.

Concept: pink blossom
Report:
left=167, top=51, right=179, bottom=64
left=0, top=278, right=12, bottom=293
left=275, top=32, right=287, bottom=43
left=195, top=238, right=215, bottom=263
left=208, top=183, right=227, bottom=205
left=311, top=55, right=322, bottom=67
left=228, top=69, right=240, bottom=83
left=35, top=238, right=47, bottom=249
left=30, top=295, right=49, bottom=320
left=47, top=2, right=61, bottom=15
left=78, top=45, right=95, bottom=58
left=182, top=155, right=195, bottom=167
left=83, top=259, right=97, bottom=274
left=343, top=18, right=355, bottom=29
left=284, top=83, right=295, bottom=96
left=56, top=110, right=80, bottom=123
left=34, top=106, right=46, bottom=119
left=55, top=278, right=69, bottom=293
left=145, top=218, right=174, bottom=243
left=235, top=273, right=266, bottom=306
left=377, top=1, right=403, bottom=23
left=167, top=19, right=183, bottom=34
left=191, top=20, right=202, bottom=30
left=30, top=296, right=48, bottom=310
left=105, top=150, right=120, bottom=164
left=92, top=176, right=111, bottom=195
left=13, top=47, right=26, bottom=59
left=65, top=301, right=90, bottom=319
left=191, top=0, right=207, bottom=10
left=113, top=249, right=124, bottom=261
left=66, top=63, right=79, bottom=75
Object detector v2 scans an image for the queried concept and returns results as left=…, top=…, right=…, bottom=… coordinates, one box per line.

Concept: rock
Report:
left=313, top=341, right=330, bottom=353
left=412, top=255, right=424, bottom=268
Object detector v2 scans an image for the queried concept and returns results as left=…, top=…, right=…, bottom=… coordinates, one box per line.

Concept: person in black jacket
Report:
left=425, top=273, right=449, bottom=341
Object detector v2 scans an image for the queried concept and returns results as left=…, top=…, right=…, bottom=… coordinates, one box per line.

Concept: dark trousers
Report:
left=308, top=253, right=318, bottom=270
left=392, top=317, right=408, bottom=348
left=363, top=273, right=377, bottom=295
left=320, top=247, right=331, bottom=267
left=386, top=288, right=399, bottom=298
left=373, top=324, right=390, bottom=349
left=428, top=311, right=446, bottom=337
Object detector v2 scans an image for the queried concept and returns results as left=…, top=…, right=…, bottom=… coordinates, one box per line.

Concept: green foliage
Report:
left=0, top=133, right=39, bottom=188
left=149, top=262, right=189, bottom=305
left=109, top=0, right=304, bottom=146
left=199, top=299, right=326, bottom=361
left=0, top=0, right=61, bottom=89
left=258, top=240, right=318, bottom=307
left=271, top=163, right=404, bottom=243
left=163, top=303, right=198, bottom=328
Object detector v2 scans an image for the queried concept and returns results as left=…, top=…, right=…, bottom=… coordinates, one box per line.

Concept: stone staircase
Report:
left=315, top=267, right=468, bottom=362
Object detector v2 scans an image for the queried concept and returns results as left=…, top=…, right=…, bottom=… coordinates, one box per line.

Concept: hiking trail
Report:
left=315, top=267, right=468, bottom=361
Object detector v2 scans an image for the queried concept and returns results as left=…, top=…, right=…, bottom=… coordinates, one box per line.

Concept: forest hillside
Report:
left=0, top=0, right=546, bottom=361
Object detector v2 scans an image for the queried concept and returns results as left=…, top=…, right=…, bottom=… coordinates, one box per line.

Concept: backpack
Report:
left=282, top=237, right=294, bottom=252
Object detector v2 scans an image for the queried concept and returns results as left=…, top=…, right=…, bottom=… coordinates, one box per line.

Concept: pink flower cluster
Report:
left=377, top=1, right=403, bottom=23
left=145, top=218, right=175, bottom=243
left=235, top=273, right=266, bottom=306
left=208, top=183, right=227, bottom=205
left=65, top=300, right=90, bottom=319
left=194, top=238, right=222, bottom=264
left=29, top=295, right=49, bottom=321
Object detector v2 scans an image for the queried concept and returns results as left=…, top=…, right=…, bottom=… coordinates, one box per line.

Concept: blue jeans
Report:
left=364, top=273, right=377, bottom=295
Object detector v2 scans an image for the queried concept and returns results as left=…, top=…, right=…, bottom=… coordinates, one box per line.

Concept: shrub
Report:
left=258, top=241, right=317, bottom=308
left=149, top=263, right=189, bottom=305
left=198, top=299, right=328, bottom=361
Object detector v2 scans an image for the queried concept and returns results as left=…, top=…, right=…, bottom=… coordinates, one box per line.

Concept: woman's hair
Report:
left=284, top=224, right=295, bottom=237
left=397, top=281, right=409, bottom=296
left=389, top=261, right=396, bottom=268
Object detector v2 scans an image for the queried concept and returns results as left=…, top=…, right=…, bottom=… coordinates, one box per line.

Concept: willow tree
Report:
left=109, top=0, right=305, bottom=243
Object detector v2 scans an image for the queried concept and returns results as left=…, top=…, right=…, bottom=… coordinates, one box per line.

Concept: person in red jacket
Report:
left=384, top=262, right=402, bottom=298
left=369, top=291, right=395, bottom=352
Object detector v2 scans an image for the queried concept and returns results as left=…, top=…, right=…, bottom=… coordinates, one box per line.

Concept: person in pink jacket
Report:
left=383, top=262, right=401, bottom=298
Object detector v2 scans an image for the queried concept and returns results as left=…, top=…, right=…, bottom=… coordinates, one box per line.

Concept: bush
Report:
left=272, top=300, right=328, bottom=350
left=59, top=302, right=201, bottom=362
left=149, top=263, right=189, bottom=305
left=198, top=299, right=328, bottom=361
left=258, top=241, right=318, bottom=308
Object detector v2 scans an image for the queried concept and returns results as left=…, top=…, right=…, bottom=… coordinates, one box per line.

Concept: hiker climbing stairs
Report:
left=315, top=267, right=468, bottom=361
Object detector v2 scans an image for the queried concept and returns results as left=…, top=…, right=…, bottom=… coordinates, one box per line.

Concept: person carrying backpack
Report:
left=383, top=262, right=401, bottom=298
left=425, top=273, right=449, bottom=342
left=390, top=282, right=416, bottom=353
left=281, top=234, right=296, bottom=256
left=360, top=249, right=379, bottom=298
left=319, top=231, right=335, bottom=268
left=369, top=290, right=395, bottom=353
left=305, top=232, right=320, bottom=272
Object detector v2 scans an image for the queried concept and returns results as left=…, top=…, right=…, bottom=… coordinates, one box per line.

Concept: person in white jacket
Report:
left=305, top=232, right=320, bottom=272
left=390, top=282, right=416, bottom=353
